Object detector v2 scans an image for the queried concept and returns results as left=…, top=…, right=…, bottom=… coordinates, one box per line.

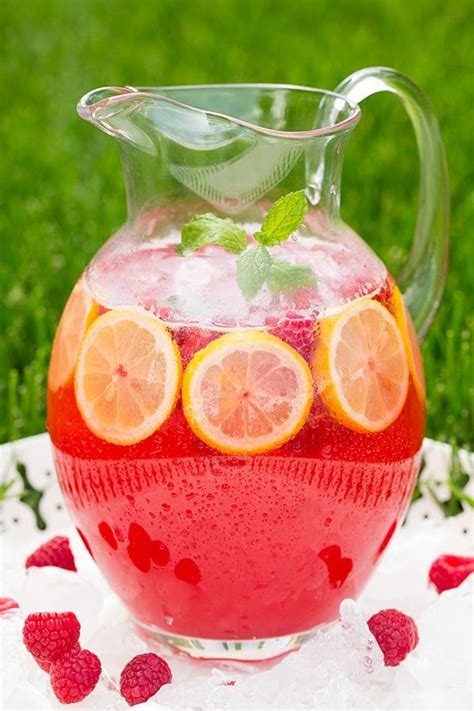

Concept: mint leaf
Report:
left=177, top=214, right=247, bottom=255
left=266, top=259, right=316, bottom=294
left=175, top=194, right=316, bottom=301
left=254, top=190, right=308, bottom=246
left=236, top=247, right=272, bottom=300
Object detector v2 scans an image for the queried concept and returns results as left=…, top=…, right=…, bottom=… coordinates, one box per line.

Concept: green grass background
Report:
left=1, top=0, right=473, bottom=447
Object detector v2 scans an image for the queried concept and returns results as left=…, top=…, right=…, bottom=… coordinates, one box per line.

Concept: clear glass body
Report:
left=47, top=72, right=449, bottom=660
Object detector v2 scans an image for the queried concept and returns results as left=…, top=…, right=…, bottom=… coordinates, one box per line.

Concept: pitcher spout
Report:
left=77, top=84, right=360, bottom=217
left=78, top=86, right=140, bottom=119
left=78, top=85, right=251, bottom=153
left=77, top=86, right=162, bottom=153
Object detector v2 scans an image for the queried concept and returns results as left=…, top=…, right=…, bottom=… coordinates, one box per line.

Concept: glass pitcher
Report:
left=47, top=67, right=449, bottom=661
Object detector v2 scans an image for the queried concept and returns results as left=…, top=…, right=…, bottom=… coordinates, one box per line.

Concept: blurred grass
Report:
left=1, top=0, right=473, bottom=447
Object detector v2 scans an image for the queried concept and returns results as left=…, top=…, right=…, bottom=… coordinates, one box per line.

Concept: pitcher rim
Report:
left=78, top=83, right=361, bottom=139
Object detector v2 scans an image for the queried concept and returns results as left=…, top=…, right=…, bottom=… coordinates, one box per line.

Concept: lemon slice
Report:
left=182, top=331, right=313, bottom=454
left=48, top=279, right=99, bottom=392
left=75, top=308, right=182, bottom=445
left=391, top=286, right=426, bottom=403
left=313, top=299, right=409, bottom=432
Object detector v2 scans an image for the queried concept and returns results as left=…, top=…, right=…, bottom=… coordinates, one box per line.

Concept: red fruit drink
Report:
left=48, top=224, right=424, bottom=659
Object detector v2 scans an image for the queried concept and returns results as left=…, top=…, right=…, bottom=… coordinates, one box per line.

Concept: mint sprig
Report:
left=176, top=213, right=248, bottom=255
left=236, top=247, right=272, bottom=300
left=176, top=191, right=315, bottom=299
left=254, top=190, right=308, bottom=246
left=266, top=260, right=316, bottom=294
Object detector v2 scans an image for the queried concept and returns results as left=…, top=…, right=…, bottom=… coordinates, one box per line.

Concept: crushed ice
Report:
left=1, top=511, right=473, bottom=710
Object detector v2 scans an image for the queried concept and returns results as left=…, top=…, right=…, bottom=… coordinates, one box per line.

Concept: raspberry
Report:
left=126, top=522, right=170, bottom=573
left=25, top=536, right=76, bottom=572
left=0, top=597, right=19, bottom=614
left=23, top=611, right=81, bottom=665
left=368, top=609, right=419, bottom=666
left=174, top=327, right=218, bottom=367
left=36, top=657, right=53, bottom=672
left=35, top=643, right=81, bottom=672
left=120, top=653, right=172, bottom=706
left=50, top=648, right=101, bottom=704
left=267, top=314, right=316, bottom=361
left=374, top=276, right=395, bottom=314
left=175, top=557, right=201, bottom=585
left=429, top=554, right=474, bottom=593
left=288, top=286, right=317, bottom=311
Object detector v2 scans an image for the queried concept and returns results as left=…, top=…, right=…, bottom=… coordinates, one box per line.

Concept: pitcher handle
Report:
left=334, top=67, right=449, bottom=340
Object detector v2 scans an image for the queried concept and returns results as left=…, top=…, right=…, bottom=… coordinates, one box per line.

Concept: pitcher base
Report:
left=133, top=621, right=319, bottom=661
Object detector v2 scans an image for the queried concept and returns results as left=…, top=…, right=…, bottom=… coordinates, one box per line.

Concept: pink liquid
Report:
left=54, top=446, right=419, bottom=639
left=48, top=220, right=424, bottom=643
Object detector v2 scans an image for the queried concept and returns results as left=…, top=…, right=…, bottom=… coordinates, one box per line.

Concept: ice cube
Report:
left=399, top=576, right=473, bottom=707
left=4, top=681, right=53, bottom=710
left=1, top=612, right=28, bottom=702
left=0, top=562, right=23, bottom=604
left=360, top=512, right=474, bottom=618
left=131, top=702, right=177, bottom=711
left=340, top=598, right=384, bottom=676
left=0, top=610, right=51, bottom=706
left=157, top=675, right=216, bottom=710
left=87, top=600, right=148, bottom=674
left=17, top=566, right=103, bottom=642
left=153, top=601, right=385, bottom=710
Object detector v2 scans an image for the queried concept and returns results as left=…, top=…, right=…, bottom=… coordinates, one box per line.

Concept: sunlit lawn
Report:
left=1, top=0, right=472, bottom=447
